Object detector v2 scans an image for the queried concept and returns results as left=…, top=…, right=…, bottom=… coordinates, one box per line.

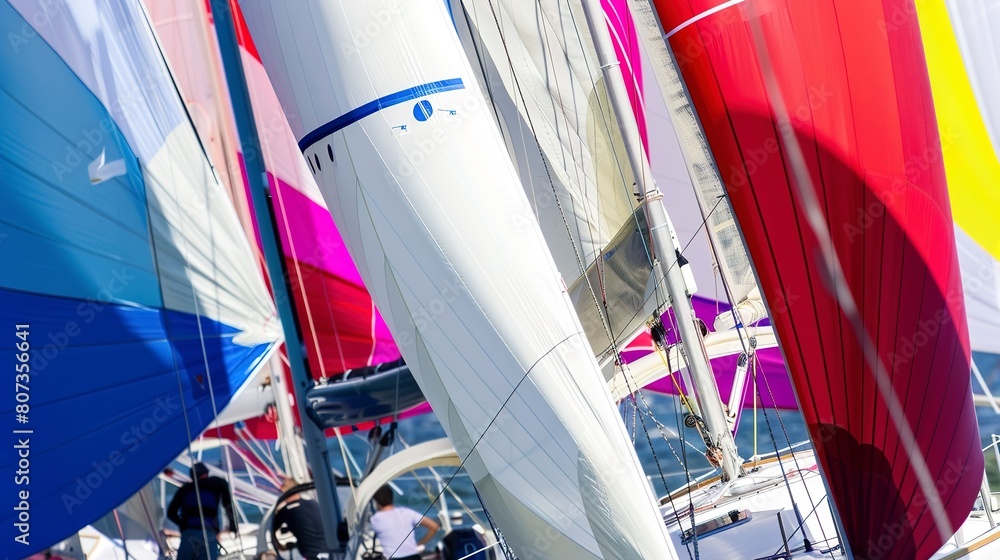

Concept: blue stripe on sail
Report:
left=0, top=288, right=274, bottom=553
left=298, top=78, right=465, bottom=151
left=0, top=1, right=162, bottom=307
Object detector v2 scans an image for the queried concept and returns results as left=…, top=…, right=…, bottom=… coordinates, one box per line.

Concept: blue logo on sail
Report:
left=413, top=100, right=433, bottom=121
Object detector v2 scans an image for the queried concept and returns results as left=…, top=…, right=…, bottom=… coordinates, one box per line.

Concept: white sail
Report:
left=237, top=1, right=677, bottom=558
left=449, top=0, right=658, bottom=360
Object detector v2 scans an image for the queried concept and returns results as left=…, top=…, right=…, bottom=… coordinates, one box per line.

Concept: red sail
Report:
left=649, top=1, right=982, bottom=558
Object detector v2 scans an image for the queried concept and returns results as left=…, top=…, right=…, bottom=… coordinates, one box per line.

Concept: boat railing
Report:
left=979, top=433, right=1000, bottom=528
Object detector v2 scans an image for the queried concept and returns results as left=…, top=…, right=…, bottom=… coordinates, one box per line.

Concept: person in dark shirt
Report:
left=273, top=478, right=328, bottom=560
left=167, top=463, right=238, bottom=560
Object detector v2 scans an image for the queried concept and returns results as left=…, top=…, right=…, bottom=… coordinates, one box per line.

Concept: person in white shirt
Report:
left=369, top=485, right=440, bottom=560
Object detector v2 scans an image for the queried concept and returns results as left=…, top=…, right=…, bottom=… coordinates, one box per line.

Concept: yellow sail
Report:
left=916, top=0, right=1000, bottom=354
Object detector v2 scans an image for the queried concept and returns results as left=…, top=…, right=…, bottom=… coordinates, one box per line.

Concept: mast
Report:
left=208, top=0, right=344, bottom=549
left=578, top=0, right=742, bottom=480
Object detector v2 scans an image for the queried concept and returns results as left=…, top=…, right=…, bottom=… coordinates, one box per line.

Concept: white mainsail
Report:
left=237, top=1, right=677, bottom=558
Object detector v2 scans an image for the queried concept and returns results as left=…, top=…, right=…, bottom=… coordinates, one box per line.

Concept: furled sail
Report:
left=450, top=0, right=658, bottom=360
left=627, top=0, right=758, bottom=308
left=648, top=1, right=983, bottom=558
left=927, top=0, right=1000, bottom=356
left=238, top=1, right=678, bottom=557
left=0, top=0, right=280, bottom=551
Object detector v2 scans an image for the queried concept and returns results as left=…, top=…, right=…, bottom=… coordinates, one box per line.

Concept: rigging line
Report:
left=635, top=402, right=701, bottom=457
left=766, top=493, right=839, bottom=560
left=566, top=3, right=656, bottom=257
left=607, top=194, right=727, bottom=346
left=137, top=485, right=170, bottom=554
left=474, top=486, right=518, bottom=560
left=335, top=429, right=359, bottom=505
left=634, top=389, right=676, bottom=506
left=224, top=445, right=251, bottom=528
left=533, top=0, right=622, bottom=273
left=754, top=352, right=832, bottom=550
left=488, top=0, right=607, bottom=276
left=614, top=359, right=696, bottom=560
left=536, top=2, right=624, bottom=317
left=385, top=332, right=591, bottom=558
left=394, top=432, right=487, bottom=528
left=435, top=467, right=487, bottom=529
left=655, top=344, right=696, bottom=417
left=654, top=287, right=707, bottom=555
left=461, top=0, right=507, bottom=135
left=752, top=370, right=809, bottom=556
left=112, top=509, right=132, bottom=560
left=137, top=0, right=225, bottom=199
left=457, top=542, right=502, bottom=560
left=604, top=306, right=700, bottom=556
left=636, top=337, right=703, bottom=558
left=270, top=169, right=330, bottom=380
left=548, top=0, right=658, bottom=286
left=696, top=193, right=756, bottom=358
left=134, top=4, right=215, bottom=555
left=409, top=465, right=442, bottom=512
left=673, top=396, right=700, bottom=560
left=234, top=427, right=283, bottom=485
left=630, top=389, right=639, bottom=443
left=146, top=2, right=266, bottom=551
left=314, top=254, right=351, bottom=374
left=480, top=0, right=617, bottom=351
left=243, top=424, right=284, bottom=482
left=662, top=293, right=700, bottom=559
left=179, top=101, right=249, bottom=549
left=146, top=121, right=215, bottom=560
